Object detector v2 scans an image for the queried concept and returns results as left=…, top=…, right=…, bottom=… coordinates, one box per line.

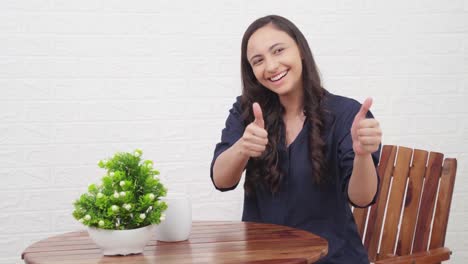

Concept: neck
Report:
left=279, top=87, right=304, bottom=118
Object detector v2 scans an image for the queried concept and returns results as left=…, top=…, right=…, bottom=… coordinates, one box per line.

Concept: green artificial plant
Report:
left=72, top=149, right=168, bottom=230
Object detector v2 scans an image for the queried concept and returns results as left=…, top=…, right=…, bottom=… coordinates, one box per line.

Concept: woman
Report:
left=210, top=15, right=381, bottom=263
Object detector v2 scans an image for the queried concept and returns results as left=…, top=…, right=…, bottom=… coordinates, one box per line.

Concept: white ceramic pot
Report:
left=88, top=224, right=156, bottom=255
left=155, top=192, right=192, bottom=242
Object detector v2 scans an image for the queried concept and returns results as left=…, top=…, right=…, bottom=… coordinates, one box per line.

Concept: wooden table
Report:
left=22, top=221, right=328, bottom=264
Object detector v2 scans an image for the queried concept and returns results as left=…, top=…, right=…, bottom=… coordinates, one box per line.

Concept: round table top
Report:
left=22, top=221, right=328, bottom=264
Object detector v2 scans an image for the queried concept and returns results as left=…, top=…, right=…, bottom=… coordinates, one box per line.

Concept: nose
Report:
left=265, top=57, right=279, bottom=73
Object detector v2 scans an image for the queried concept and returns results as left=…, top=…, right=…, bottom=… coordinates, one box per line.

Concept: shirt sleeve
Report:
left=338, top=105, right=381, bottom=208
left=210, top=97, right=245, bottom=192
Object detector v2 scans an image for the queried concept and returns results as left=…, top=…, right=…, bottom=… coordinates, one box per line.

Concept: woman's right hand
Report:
left=239, top=102, right=269, bottom=158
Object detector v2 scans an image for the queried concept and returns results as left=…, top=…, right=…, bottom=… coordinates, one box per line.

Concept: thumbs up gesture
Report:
left=240, top=102, right=269, bottom=158
left=351, top=98, right=382, bottom=156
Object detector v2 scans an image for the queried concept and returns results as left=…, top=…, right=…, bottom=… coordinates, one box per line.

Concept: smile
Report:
left=268, top=70, right=288, bottom=82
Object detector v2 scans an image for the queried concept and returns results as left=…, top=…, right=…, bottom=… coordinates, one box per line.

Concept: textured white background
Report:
left=1, top=0, right=467, bottom=263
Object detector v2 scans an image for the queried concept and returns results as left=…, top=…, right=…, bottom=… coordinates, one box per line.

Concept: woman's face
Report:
left=246, top=24, right=303, bottom=97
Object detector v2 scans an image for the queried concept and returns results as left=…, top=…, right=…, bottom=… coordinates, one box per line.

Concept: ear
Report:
left=299, top=49, right=304, bottom=60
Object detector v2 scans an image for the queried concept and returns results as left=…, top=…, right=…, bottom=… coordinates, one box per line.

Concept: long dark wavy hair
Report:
left=240, top=15, right=327, bottom=194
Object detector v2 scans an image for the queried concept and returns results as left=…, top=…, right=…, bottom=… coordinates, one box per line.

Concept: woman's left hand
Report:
left=351, top=98, right=382, bottom=156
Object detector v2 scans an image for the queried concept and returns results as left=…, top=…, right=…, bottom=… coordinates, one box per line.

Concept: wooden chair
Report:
left=353, top=145, right=457, bottom=264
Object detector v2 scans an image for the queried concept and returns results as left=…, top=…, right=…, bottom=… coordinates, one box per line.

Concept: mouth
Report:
left=268, top=70, right=288, bottom=82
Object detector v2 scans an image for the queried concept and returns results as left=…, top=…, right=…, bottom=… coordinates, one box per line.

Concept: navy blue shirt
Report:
left=210, top=91, right=380, bottom=264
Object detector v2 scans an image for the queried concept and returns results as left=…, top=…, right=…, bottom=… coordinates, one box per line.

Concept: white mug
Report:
left=155, top=192, right=192, bottom=242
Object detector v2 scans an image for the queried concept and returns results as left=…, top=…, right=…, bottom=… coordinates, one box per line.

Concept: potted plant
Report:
left=72, top=149, right=168, bottom=255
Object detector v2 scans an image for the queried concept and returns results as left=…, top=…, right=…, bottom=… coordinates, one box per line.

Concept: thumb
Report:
left=253, top=102, right=264, bottom=128
left=355, top=97, right=373, bottom=120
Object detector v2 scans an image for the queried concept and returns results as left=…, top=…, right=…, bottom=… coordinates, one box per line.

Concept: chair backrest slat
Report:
left=395, top=149, right=428, bottom=256
left=364, top=145, right=397, bottom=261
left=430, top=158, right=457, bottom=249
left=353, top=145, right=457, bottom=263
left=378, top=147, right=413, bottom=257
left=353, top=206, right=368, bottom=239
left=412, top=152, right=444, bottom=252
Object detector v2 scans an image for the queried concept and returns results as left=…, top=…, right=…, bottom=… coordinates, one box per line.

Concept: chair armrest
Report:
left=375, top=247, right=451, bottom=264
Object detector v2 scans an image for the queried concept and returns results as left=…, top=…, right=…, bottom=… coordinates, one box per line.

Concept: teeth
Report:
left=270, top=71, right=288, bottom=81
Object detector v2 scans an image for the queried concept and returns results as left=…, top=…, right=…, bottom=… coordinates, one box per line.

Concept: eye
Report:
left=252, top=58, right=263, bottom=66
left=274, top=47, right=284, bottom=54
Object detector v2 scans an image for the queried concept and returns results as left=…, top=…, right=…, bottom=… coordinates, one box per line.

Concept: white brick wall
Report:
left=0, top=1, right=466, bottom=263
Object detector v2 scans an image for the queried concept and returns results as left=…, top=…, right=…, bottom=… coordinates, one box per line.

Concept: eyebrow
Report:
left=249, top=43, right=285, bottom=63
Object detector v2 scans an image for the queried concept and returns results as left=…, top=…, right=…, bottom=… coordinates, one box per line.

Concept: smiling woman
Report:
left=210, top=15, right=382, bottom=264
